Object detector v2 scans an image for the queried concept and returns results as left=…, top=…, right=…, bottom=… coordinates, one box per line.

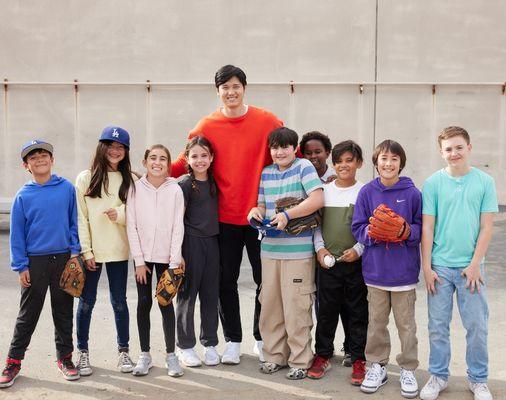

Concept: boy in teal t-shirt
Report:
left=420, top=127, right=498, bottom=400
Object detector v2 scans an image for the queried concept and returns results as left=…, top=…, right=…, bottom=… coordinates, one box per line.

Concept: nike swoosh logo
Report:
left=396, top=199, right=406, bottom=203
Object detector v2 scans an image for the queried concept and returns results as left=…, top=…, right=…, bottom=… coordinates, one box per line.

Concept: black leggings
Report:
left=136, top=262, right=175, bottom=353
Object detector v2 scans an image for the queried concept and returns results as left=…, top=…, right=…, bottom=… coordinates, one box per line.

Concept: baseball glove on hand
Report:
left=155, top=267, right=185, bottom=306
left=59, top=256, right=86, bottom=297
left=368, top=203, right=411, bottom=243
left=275, top=196, right=321, bottom=236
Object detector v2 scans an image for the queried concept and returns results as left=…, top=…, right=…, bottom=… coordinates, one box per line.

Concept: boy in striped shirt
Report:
left=248, top=127, right=323, bottom=380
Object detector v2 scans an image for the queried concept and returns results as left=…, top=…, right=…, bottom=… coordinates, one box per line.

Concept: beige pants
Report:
left=365, top=286, right=419, bottom=370
left=259, top=258, right=315, bottom=369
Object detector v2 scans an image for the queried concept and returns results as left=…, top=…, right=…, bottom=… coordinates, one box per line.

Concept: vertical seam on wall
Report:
left=372, top=0, right=379, bottom=179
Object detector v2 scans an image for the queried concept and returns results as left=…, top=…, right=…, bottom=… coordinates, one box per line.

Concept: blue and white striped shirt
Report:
left=258, top=158, right=322, bottom=259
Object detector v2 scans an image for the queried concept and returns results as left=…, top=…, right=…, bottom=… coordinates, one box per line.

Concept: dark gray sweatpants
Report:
left=176, top=234, right=219, bottom=349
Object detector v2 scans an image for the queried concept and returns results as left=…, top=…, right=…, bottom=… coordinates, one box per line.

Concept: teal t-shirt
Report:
left=422, top=168, right=498, bottom=267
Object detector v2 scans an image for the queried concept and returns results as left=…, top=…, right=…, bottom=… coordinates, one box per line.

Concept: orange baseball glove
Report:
left=368, top=204, right=411, bottom=243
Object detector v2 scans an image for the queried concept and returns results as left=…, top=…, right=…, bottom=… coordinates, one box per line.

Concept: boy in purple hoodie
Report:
left=351, top=140, right=422, bottom=399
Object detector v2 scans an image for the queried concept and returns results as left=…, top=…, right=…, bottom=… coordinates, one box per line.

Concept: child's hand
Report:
left=424, top=269, right=442, bottom=295
left=340, top=248, right=359, bottom=263
left=135, top=265, right=151, bottom=285
left=85, top=257, right=98, bottom=271
left=461, top=264, right=484, bottom=294
left=316, top=248, right=333, bottom=269
left=104, top=208, right=118, bottom=221
left=248, top=207, right=264, bottom=222
left=271, top=212, right=288, bottom=231
left=19, top=270, right=31, bottom=288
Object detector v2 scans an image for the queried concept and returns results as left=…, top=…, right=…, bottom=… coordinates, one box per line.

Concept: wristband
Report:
left=282, top=210, right=290, bottom=222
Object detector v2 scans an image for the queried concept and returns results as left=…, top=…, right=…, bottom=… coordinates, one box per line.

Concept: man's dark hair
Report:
left=299, top=131, right=332, bottom=154
left=268, top=127, right=298, bottom=149
left=215, top=65, right=247, bottom=88
left=372, top=139, right=407, bottom=172
left=331, top=140, right=363, bottom=164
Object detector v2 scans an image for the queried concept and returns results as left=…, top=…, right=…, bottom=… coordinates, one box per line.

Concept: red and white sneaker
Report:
left=307, top=355, right=331, bottom=379
left=351, top=359, right=366, bottom=386
left=0, top=358, right=21, bottom=388
left=57, top=354, right=80, bottom=381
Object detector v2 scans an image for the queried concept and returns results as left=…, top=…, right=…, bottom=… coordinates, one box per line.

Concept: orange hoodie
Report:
left=172, top=106, right=283, bottom=225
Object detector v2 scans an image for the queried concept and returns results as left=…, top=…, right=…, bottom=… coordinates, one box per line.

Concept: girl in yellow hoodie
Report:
left=75, top=126, right=136, bottom=376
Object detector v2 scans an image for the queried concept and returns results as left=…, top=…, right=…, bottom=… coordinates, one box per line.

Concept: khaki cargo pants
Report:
left=259, top=257, right=315, bottom=369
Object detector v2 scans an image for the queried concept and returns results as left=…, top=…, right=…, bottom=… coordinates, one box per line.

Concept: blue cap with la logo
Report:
left=99, top=126, right=130, bottom=149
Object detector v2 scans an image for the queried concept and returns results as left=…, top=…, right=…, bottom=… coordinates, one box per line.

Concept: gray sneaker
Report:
left=166, top=353, right=183, bottom=377
left=117, top=350, right=134, bottom=373
left=77, top=350, right=92, bottom=376
left=132, top=352, right=152, bottom=376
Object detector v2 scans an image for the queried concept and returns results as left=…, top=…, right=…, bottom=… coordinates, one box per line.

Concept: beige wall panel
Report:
left=148, top=85, right=218, bottom=160
left=4, top=86, right=75, bottom=196
left=0, top=0, right=376, bottom=82
left=377, top=0, right=506, bottom=81
left=431, top=86, right=505, bottom=202
left=289, top=85, right=376, bottom=183
left=375, top=86, right=436, bottom=189
left=76, top=86, right=148, bottom=173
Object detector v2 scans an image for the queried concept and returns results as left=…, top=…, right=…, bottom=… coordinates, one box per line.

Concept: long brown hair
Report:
left=185, top=136, right=217, bottom=197
left=86, top=141, right=135, bottom=202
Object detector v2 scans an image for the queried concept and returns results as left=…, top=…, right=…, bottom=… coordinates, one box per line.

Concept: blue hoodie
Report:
left=351, top=177, right=422, bottom=287
left=10, top=175, right=80, bottom=272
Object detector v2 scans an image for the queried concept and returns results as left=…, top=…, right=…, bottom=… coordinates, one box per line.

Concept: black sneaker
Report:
left=57, top=354, right=80, bottom=381
left=341, top=347, right=352, bottom=367
left=0, top=359, right=21, bottom=388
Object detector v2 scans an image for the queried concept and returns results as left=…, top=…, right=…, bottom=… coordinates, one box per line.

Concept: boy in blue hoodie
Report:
left=0, top=140, right=81, bottom=388
left=351, top=140, right=422, bottom=399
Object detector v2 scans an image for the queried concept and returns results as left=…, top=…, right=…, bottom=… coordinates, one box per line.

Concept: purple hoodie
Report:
left=351, top=177, right=422, bottom=287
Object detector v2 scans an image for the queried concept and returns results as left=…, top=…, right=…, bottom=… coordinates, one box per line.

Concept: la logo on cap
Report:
left=112, top=129, right=119, bottom=138
left=31, top=140, right=37, bottom=145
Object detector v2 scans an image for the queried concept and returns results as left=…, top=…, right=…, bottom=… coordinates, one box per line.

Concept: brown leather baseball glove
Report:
left=155, top=267, right=185, bottom=306
left=59, top=256, right=86, bottom=297
left=275, top=196, right=321, bottom=235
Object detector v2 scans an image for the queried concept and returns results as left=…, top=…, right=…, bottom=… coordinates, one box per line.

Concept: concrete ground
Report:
left=0, top=213, right=505, bottom=400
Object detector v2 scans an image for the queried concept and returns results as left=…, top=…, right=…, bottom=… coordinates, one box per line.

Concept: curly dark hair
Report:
left=299, top=131, right=332, bottom=154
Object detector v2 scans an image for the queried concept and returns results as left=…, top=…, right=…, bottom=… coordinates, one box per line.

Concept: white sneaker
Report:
left=400, top=368, right=419, bottom=398
left=77, top=350, right=92, bottom=376
left=469, top=382, right=493, bottom=400
left=221, top=342, right=241, bottom=365
left=420, top=375, right=448, bottom=400
left=132, top=352, right=152, bottom=376
left=178, top=348, right=202, bottom=367
left=117, top=350, right=134, bottom=373
left=360, top=363, right=388, bottom=393
left=204, top=346, right=220, bottom=366
left=166, top=353, right=184, bottom=377
left=252, top=340, right=265, bottom=363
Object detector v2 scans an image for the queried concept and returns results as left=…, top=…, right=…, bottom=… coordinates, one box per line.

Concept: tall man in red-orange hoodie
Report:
left=171, top=65, right=283, bottom=365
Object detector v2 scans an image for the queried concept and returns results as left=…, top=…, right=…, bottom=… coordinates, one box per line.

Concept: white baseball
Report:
left=323, top=255, right=335, bottom=268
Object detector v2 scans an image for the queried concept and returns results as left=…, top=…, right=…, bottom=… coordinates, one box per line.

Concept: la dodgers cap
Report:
left=21, top=139, right=54, bottom=160
left=99, top=126, right=130, bottom=148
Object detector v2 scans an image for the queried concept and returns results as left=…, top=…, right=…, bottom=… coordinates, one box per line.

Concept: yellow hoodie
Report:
left=75, top=169, right=133, bottom=263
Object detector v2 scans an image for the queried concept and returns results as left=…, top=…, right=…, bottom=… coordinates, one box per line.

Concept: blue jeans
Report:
left=76, top=260, right=130, bottom=350
left=428, top=265, right=489, bottom=383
